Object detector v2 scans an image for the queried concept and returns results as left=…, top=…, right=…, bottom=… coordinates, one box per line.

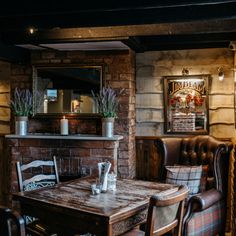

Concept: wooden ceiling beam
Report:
left=122, top=37, right=146, bottom=53
left=0, top=1, right=236, bottom=30
left=1, top=1, right=236, bottom=16
left=138, top=32, right=236, bottom=51
left=2, top=18, right=236, bottom=45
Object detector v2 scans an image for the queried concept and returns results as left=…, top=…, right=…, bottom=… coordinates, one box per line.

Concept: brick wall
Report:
left=3, top=137, right=120, bottom=205
left=9, top=49, right=136, bottom=178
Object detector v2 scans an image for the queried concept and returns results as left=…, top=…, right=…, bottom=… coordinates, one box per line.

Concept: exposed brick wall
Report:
left=9, top=49, right=136, bottom=179
left=3, top=137, right=120, bottom=205
left=28, top=116, right=101, bottom=135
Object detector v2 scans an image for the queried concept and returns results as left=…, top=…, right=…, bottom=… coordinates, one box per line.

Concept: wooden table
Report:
left=13, top=177, right=179, bottom=236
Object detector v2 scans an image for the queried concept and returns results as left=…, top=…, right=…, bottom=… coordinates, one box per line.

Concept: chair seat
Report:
left=122, top=228, right=145, bottom=236
left=26, top=220, right=57, bottom=236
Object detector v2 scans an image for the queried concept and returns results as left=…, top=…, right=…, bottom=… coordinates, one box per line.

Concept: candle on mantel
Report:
left=60, top=116, right=68, bottom=135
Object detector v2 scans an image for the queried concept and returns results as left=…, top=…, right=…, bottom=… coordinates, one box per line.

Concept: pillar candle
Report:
left=60, top=116, right=68, bottom=135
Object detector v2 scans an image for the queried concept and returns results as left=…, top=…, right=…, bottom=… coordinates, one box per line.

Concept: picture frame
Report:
left=163, top=75, right=210, bottom=134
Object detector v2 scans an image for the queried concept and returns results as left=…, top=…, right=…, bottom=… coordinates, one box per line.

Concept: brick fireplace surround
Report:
left=3, top=134, right=122, bottom=204
left=1, top=49, right=136, bottom=204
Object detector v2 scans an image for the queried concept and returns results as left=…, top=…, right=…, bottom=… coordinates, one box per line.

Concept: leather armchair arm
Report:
left=187, top=189, right=223, bottom=212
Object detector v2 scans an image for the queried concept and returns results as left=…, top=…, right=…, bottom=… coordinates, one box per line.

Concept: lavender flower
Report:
left=10, top=88, right=33, bottom=116
left=92, top=87, right=124, bottom=118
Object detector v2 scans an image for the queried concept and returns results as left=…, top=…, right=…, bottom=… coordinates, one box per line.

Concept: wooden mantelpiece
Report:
left=2, top=134, right=123, bottom=206
left=5, top=134, right=123, bottom=141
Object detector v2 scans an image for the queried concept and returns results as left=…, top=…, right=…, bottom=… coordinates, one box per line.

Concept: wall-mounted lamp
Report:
left=182, top=68, right=189, bottom=76
left=229, top=41, right=236, bottom=51
left=218, top=67, right=224, bottom=81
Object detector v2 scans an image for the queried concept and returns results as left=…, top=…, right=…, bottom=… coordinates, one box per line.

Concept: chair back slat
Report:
left=23, top=174, right=57, bottom=186
left=20, top=160, right=55, bottom=171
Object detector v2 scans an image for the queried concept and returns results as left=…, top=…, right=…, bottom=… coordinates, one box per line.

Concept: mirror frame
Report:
left=163, top=74, right=210, bottom=134
left=32, top=64, right=104, bottom=118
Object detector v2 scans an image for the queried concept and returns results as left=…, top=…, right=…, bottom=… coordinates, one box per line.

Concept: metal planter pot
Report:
left=102, top=117, right=115, bottom=137
left=15, top=116, right=28, bottom=135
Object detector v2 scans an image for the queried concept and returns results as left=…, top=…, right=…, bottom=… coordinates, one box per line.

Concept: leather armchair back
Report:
left=156, top=135, right=232, bottom=195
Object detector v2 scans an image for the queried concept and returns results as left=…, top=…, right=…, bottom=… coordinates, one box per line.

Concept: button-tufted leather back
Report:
left=156, top=135, right=232, bottom=195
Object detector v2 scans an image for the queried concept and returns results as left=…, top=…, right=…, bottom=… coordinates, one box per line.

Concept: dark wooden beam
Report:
left=1, top=0, right=236, bottom=16
left=1, top=1, right=236, bottom=52
left=2, top=18, right=236, bottom=45
left=139, top=32, right=236, bottom=50
left=122, top=37, right=146, bottom=52
left=0, top=1, right=236, bottom=30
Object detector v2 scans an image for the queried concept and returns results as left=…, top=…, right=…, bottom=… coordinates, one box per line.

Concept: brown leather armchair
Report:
left=156, top=135, right=233, bottom=236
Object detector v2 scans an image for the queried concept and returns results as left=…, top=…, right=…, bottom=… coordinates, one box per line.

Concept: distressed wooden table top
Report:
left=13, top=177, right=178, bottom=221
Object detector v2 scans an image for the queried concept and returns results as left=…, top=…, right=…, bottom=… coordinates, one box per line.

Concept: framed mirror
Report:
left=32, top=65, right=103, bottom=116
left=163, top=75, right=209, bottom=134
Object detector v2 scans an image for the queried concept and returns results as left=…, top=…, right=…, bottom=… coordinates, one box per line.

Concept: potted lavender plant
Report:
left=92, top=86, right=122, bottom=137
left=10, top=88, right=33, bottom=135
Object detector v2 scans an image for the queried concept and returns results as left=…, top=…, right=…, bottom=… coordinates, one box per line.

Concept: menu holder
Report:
left=98, top=161, right=111, bottom=192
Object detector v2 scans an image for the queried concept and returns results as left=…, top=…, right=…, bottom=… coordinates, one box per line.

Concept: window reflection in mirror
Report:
left=33, top=65, right=103, bottom=115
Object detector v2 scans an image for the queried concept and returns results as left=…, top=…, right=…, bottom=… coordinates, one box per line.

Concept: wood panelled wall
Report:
left=0, top=61, right=10, bottom=134
left=136, top=137, right=162, bottom=181
left=136, top=48, right=235, bottom=139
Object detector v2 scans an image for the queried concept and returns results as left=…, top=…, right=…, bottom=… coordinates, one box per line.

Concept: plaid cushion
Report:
left=165, top=165, right=202, bottom=195
left=185, top=200, right=225, bottom=236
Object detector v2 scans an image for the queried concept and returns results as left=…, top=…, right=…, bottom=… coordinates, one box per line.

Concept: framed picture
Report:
left=163, top=75, right=210, bottom=134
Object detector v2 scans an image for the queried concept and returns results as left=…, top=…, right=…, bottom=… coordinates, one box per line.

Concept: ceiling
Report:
left=0, top=0, right=236, bottom=61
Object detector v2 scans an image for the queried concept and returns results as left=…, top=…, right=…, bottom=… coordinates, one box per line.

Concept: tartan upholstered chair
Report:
left=156, top=135, right=233, bottom=236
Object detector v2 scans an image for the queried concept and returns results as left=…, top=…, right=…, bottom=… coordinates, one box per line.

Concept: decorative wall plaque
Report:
left=163, top=75, right=210, bottom=134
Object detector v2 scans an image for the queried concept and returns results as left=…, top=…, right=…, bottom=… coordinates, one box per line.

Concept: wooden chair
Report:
left=16, top=156, right=59, bottom=192
left=0, top=205, right=26, bottom=236
left=16, top=156, right=59, bottom=236
left=122, top=185, right=189, bottom=236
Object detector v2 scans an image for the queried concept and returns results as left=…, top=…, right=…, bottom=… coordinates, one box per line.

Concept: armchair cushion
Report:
left=165, top=165, right=202, bottom=195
